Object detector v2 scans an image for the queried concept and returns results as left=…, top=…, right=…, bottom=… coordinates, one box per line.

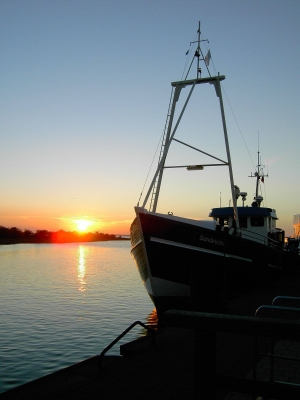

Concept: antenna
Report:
left=197, top=21, right=201, bottom=79
left=184, top=21, right=209, bottom=80
left=248, top=135, right=268, bottom=207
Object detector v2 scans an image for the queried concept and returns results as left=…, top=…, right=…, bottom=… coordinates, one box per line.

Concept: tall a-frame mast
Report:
left=141, top=22, right=240, bottom=232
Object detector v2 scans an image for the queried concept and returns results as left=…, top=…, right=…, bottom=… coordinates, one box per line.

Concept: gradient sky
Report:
left=1, top=0, right=299, bottom=236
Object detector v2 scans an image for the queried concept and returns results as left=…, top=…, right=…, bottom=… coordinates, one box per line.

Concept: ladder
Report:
left=149, top=87, right=175, bottom=212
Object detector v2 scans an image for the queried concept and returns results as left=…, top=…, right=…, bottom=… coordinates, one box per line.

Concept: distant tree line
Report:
left=0, top=226, right=129, bottom=244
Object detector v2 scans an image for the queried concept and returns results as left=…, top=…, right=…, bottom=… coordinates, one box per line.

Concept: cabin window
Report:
left=250, top=217, right=264, bottom=227
left=268, top=217, right=274, bottom=229
left=239, top=217, right=247, bottom=229
left=219, top=217, right=229, bottom=226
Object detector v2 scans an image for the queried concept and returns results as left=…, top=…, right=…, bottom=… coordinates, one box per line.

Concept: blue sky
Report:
left=0, top=0, right=299, bottom=235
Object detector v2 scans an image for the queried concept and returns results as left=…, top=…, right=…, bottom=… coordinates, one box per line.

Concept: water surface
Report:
left=0, top=241, right=155, bottom=393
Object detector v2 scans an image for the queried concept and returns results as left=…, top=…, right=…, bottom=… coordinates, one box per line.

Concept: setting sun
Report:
left=75, top=219, right=92, bottom=233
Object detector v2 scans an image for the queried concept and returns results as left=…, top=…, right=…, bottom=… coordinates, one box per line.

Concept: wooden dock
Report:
left=2, top=275, right=300, bottom=399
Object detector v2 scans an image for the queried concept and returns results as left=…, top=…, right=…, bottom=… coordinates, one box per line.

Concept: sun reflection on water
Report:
left=78, top=245, right=87, bottom=292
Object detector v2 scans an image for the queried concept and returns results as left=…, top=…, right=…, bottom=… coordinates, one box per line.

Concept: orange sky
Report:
left=0, top=214, right=132, bottom=235
left=1, top=1, right=299, bottom=238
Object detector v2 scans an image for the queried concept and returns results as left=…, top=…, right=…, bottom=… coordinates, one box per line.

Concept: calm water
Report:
left=0, top=241, right=155, bottom=393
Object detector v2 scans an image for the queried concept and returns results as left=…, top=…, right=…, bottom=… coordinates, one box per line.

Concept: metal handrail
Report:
left=255, top=303, right=300, bottom=385
left=164, top=310, right=300, bottom=398
left=98, top=320, right=155, bottom=369
left=272, top=296, right=300, bottom=306
left=255, top=304, right=300, bottom=317
left=239, top=228, right=282, bottom=249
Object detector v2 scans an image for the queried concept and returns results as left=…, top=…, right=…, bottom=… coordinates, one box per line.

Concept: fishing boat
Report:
left=130, top=23, right=299, bottom=316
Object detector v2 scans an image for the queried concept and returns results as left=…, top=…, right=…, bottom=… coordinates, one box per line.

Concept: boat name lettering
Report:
left=198, top=235, right=224, bottom=246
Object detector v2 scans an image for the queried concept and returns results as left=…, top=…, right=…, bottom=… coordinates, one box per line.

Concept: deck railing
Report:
left=164, top=310, right=300, bottom=399
left=239, top=228, right=282, bottom=249
left=254, top=298, right=300, bottom=388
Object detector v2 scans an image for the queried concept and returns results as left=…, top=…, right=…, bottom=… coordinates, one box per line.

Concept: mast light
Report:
left=187, top=165, right=204, bottom=171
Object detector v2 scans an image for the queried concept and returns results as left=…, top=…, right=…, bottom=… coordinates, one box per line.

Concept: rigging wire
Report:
left=201, top=37, right=256, bottom=172
left=137, top=28, right=257, bottom=206
left=137, top=130, right=164, bottom=206
left=138, top=30, right=198, bottom=205
left=181, top=32, right=197, bottom=81
left=262, top=179, right=267, bottom=207
left=222, top=89, right=256, bottom=172
left=258, top=134, right=268, bottom=207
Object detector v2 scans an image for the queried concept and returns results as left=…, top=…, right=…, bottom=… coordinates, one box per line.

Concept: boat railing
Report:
left=239, top=228, right=282, bottom=250
left=286, top=238, right=300, bottom=254
left=254, top=298, right=300, bottom=386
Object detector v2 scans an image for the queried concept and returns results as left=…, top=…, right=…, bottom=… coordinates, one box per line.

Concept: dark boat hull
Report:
left=130, top=208, right=298, bottom=316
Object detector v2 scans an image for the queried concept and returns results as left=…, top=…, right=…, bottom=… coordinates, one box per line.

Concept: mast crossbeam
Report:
left=171, top=75, right=225, bottom=87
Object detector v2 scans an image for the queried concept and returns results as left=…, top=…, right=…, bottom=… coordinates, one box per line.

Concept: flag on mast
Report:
left=204, top=50, right=211, bottom=66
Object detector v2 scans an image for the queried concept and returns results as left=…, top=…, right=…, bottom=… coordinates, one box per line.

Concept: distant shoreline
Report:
left=0, top=226, right=130, bottom=245
left=0, top=238, right=130, bottom=245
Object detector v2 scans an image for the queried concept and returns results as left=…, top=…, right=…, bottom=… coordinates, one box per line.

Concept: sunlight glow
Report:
left=75, top=219, right=92, bottom=233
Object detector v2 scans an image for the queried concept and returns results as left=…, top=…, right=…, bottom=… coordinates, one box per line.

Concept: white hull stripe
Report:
left=150, top=236, right=252, bottom=263
left=131, top=239, right=142, bottom=253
